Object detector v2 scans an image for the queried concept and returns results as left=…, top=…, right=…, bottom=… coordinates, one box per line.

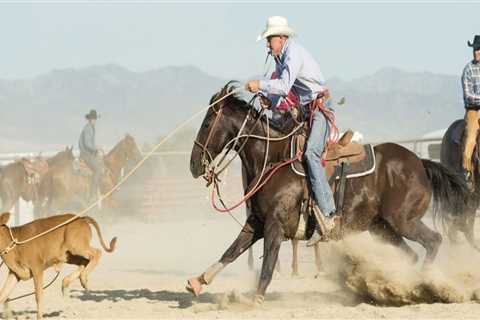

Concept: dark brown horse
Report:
left=440, top=119, right=480, bottom=250
left=187, top=83, right=468, bottom=304
left=38, top=134, right=142, bottom=215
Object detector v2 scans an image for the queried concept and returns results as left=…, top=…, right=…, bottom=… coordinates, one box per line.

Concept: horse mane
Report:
left=210, top=81, right=301, bottom=135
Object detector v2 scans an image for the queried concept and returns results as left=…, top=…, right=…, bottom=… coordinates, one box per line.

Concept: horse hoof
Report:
left=186, top=278, right=202, bottom=297
left=253, top=294, right=264, bottom=307
left=314, top=271, right=327, bottom=279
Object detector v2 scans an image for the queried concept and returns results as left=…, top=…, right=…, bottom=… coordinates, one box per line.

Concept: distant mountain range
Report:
left=0, top=64, right=465, bottom=152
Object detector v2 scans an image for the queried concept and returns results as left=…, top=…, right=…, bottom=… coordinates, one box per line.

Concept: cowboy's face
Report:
left=267, top=35, right=287, bottom=57
left=474, top=47, right=480, bottom=62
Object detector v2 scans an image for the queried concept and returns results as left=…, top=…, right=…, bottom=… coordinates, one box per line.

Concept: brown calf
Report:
left=0, top=213, right=116, bottom=319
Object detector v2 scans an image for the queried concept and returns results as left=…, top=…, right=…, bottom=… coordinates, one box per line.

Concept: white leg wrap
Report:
left=201, top=262, right=225, bottom=285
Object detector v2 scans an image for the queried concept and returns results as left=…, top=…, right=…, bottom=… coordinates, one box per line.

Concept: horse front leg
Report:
left=291, top=239, right=299, bottom=277
left=254, top=219, right=284, bottom=305
left=245, top=200, right=255, bottom=271
left=186, top=214, right=263, bottom=297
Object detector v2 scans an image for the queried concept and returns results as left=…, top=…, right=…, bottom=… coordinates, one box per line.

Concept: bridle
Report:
left=194, top=93, right=265, bottom=185
left=194, top=91, right=306, bottom=216
left=193, top=101, right=225, bottom=174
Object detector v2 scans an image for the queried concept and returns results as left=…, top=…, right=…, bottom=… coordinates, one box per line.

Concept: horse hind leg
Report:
left=460, top=207, right=480, bottom=252
left=369, top=218, right=419, bottom=264
left=313, top=243, right=323, bottom=277
left=393, top=219, right=442, bottom=266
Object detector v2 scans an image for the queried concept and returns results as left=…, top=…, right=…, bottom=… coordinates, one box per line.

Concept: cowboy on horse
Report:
left=462, top=35, right=480, bottom=189
left=245, top=16, right=339, bottom=245
left=78, top=109, right=105, bottom=201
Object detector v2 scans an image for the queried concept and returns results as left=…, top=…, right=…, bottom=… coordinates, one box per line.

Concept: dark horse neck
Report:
left=227, top=102, right=293, bottom=184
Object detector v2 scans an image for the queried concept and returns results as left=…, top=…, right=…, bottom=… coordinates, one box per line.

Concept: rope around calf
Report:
left=0, top=86, right=245, bottom=251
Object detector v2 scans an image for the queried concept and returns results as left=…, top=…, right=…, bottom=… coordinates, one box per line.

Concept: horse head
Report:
left=190, top=81, right=251, bottom=178
left=122, top=134, right=142, bottom=163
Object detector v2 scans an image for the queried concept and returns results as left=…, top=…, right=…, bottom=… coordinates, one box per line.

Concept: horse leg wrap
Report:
left=201, top=262, right=225, bottom=285
left=253, top=294, right=265, bottom=306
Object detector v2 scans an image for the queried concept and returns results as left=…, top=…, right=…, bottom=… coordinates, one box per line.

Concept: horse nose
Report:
left=190, top=158, right=204, bottom=178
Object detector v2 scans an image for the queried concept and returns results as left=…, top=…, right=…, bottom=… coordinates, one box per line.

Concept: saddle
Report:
left=20, top=158, right=49, bottom=185
left=73, top=158, right=94, bottom=177
left=74, top=158, right=110, bottom=181
left=290, top=129, right=376, bottom=241
left=291, top=129, right=375, bottom=180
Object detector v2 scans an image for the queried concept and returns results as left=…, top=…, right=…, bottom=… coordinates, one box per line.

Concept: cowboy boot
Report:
left=307, top=205, right=337, bottom=247
left=306, top=228, right=324, bottom=247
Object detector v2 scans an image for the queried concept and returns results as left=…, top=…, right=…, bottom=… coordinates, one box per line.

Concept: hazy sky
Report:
left=1, top=2, right=479, bottom=80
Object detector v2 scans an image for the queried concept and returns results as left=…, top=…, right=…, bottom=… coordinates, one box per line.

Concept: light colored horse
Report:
left=37, top=134, right=142, bottom=215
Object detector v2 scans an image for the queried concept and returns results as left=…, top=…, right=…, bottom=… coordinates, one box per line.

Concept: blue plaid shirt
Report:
left=462, top=60, right=480, bottom=107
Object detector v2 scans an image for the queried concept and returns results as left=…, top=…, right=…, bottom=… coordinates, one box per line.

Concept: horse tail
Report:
left=84, top=216, right=117, bottom=253
left=421, top=159, right=469, bottom=232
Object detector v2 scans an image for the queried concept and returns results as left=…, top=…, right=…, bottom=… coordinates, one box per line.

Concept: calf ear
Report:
left=0, top=212, right=11, bottom=225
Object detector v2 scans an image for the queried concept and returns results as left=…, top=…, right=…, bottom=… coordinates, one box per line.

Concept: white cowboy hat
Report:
left=256, top=16, right=295, bottom=42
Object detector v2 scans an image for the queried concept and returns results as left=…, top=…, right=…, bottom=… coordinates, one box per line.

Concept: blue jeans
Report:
left=80, top=152, right=105, bottom=199
left=304, top=109, right=336, bottom=217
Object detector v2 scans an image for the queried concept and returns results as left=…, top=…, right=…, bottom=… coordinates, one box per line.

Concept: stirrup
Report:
left=464, top=170, right=475, bottom=192
left=307, top=229, right=325, bottom=246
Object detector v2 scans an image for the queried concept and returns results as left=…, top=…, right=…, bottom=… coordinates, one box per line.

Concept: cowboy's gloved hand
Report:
left=259, top=95, right=271, bottom=109
left=246, top=80, right=260, bottom=93
left=290, top=107, right=299, bottom=119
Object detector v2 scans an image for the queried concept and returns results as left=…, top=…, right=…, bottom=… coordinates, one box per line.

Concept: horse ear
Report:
left=0, top=212, right=10, bottom=225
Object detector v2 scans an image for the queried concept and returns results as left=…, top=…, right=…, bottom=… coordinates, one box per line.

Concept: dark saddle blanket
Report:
left=290, top=130, right=376, bottom=181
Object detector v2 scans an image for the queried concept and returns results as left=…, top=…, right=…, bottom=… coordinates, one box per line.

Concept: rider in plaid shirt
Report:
left=462, top=35, right=480, bottom=186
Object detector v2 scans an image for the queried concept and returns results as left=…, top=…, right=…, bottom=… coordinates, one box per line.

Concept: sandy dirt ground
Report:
left=3, top=212, right=480, bottom=320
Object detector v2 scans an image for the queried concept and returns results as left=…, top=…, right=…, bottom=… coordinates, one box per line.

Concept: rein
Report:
left=199, top=94, right=305, bottom=214
left=0, top=86, right=244, bottom=252
left=0, top=85, right=245, bottom=303
left=194, top=95, right=266, bottom=186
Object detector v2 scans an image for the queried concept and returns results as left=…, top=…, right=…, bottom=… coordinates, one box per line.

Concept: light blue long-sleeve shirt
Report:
left=259, top=39, right=326, bottom=107
left=79, top=123, right=97, bottom=156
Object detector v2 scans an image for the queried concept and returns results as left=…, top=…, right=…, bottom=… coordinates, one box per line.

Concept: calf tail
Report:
left=84, top=216, right=117, bottom=253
